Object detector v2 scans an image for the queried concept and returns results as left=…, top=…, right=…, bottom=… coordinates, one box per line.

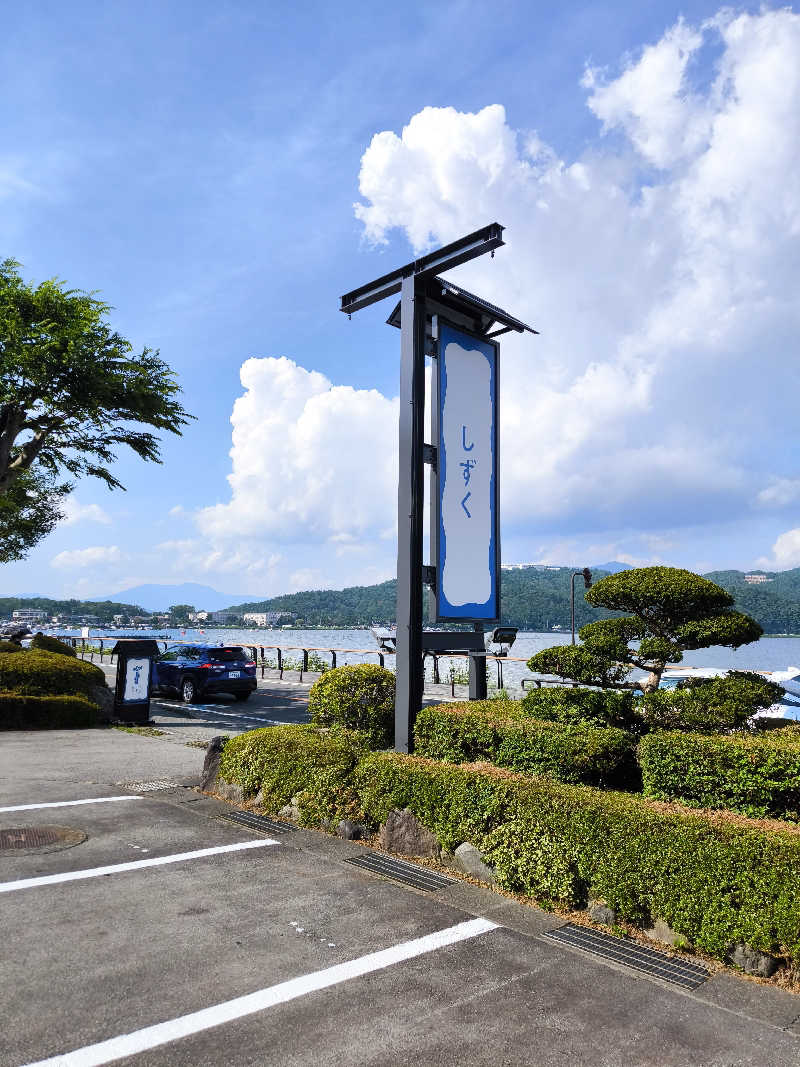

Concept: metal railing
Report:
left=57, top=635, right=557, bottom=693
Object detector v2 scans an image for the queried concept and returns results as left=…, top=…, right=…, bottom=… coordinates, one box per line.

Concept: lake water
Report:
left=55, top=627, right=800, bottom=696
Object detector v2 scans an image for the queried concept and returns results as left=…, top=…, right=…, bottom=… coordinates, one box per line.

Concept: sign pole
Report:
left=339, top=223, right=537, bottom=754
left=394, top=274, right=427, bottom=753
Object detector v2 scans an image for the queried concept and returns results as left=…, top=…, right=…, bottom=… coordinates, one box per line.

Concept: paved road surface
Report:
left=97, top=664, right=461, bottom=744
left=2, top=728, right=800, bottom=1065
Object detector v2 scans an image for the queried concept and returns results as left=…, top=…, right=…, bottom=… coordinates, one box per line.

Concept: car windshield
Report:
left=206, top=647, right=246, bottom=663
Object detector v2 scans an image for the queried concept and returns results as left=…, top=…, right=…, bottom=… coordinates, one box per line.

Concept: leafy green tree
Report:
left=168, top=604, right=195, bottom=624
left=0, top=259, right=193, bottom=553
left=528, top=567, right=763, bottom=693
left=0, top=469, right=70, bottom=562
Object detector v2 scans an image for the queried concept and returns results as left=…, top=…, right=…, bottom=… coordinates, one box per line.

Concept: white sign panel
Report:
left=123, top=658, right=150, bottom=702
left=435, top=323, right=498, bottom=621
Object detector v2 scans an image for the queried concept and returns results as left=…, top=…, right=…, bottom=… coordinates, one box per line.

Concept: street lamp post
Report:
left=571, top=568, right=593, bottom=645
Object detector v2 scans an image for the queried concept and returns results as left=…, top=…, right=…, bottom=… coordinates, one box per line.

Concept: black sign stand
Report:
left=341, top=223, right=536, bottom=753
left=111, top=639, right=160, bottom=724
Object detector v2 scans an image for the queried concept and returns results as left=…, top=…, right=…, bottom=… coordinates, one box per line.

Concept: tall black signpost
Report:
left=341, top=223, right=536, bottom=752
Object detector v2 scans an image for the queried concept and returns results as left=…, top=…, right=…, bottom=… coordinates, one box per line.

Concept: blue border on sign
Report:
left=437, top=323, right=498, bottom=620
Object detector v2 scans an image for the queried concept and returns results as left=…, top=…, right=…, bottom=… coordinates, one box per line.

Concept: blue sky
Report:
left=2, top=0, right=800, bottom=602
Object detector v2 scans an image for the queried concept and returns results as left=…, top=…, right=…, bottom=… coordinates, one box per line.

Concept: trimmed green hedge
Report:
left=520, top=686, right=637, bottom=730
left=0, top=692, right=100, bottom=729
left=30, top=633, right=77, bottom=657
left=308, top=663, right=395, bottom=747
left=0, top=649, right=104, bottom=696
left=414, top=701, right=636, bottom=788
left=0, top=640, right=21, bottom=654
left=637, top=672, right=785, bottom=734
left=639, top=729, right=800, bottom=820
left=218, top=725, right=371, bottom=824
left=217, top=725, right=800, bottom=966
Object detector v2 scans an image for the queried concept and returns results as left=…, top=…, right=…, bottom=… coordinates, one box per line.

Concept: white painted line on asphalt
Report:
left=0, top=796, right=143, bottom=814
left=0, top=839, right=278, bottom=895
left=23, top=917, right=499, bottom=1066
left=154, top=701, right=287, bottom=726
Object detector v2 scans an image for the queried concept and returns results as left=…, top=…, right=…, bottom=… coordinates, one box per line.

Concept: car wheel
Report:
left=233, top=691, right=251, bottom=702
left=181, top=676, right=200, bottom=703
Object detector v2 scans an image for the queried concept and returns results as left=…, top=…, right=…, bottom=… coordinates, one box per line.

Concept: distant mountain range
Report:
left=7, top=564, right=800, bottom=634
left=222, top=564, right=800, bottom=633
left=89, top=582, right=259, bottom=613
left=93, top=565, right=634, bottom=612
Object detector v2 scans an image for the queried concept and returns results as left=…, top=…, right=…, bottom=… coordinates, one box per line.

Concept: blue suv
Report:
left=154, top=644, right=258, bottom=704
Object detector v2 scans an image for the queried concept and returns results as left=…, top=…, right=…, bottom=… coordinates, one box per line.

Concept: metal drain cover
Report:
left=219, top=811, right=297, bottom=834
left=543, top=923, right=709, bottom=989
left=0, top=826, right=87, bottom=855
left=345, top=852, right=454, bottom=891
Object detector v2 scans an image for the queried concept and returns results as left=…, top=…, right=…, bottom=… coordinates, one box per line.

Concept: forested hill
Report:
left=704, top=570, right=800, bottom=634
left=230, top=567, right=800, bottom=633
left=230, top=568, right=620, bottom=628
left=0, top=596, right=145, bottom=623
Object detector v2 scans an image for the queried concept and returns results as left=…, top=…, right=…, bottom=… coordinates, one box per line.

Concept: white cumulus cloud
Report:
left=199, top=8, right=800, bottom=584
left=51, top=545, right=123, bottom=569
left=758, top=529, right=800, bottom=570
left=198, top=356, right=399, bottom=545
left=352, top=8, right=800, bottom=555
left=60, top=499, right=112, bottom=526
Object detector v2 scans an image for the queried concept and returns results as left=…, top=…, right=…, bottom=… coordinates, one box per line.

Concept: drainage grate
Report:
left=345, top=852, right=454, bottom=891
left=543, top=923, right=709, bottom=989
left=219, top=811, right=297, bottom=834
left=0, top=826, right=87, bottom=854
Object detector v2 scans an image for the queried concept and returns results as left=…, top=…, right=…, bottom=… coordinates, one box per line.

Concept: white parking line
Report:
left=154, top=701, right=286, bottom=725
left=23, top=917, right=499, bottom=1066
left=0, top=797, right=143, bottom=814
left=0, top=839, right=278, bottom=895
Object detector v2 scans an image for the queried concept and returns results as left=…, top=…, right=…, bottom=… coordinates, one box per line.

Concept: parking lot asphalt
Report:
left=94, top=662, right=314, bottom=743
left=94, top=663, right=460, bottom=744
left=2, top=728, right=800, bottom=1066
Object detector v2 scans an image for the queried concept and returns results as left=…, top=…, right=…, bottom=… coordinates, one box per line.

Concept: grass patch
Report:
left=113, top=725, right=166, bottom=737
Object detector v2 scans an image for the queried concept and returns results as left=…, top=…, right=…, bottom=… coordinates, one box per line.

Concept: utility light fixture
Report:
left=571, top=569, right=594, bottom=645
left=490, top=626, right=518, bottom=646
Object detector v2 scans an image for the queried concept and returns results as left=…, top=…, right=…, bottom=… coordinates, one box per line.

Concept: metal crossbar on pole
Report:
left=340, top=224, right=505, bottom=316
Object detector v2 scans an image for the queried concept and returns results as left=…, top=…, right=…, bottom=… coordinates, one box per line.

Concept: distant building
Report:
left=211, top=611, right=241, bottom=624
left=12, top=609, right=46, bottom=622
left=189, top=611, right=209, bottom=622
left=744, top=574, right=773, bottom=584
left=242, top=611, right=286, bottom=627
left=501, top=563, right=561, bottom=572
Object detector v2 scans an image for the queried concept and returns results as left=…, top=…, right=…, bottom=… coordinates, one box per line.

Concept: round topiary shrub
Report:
left=30, top=633, right=77, bottom=657
left=0, top=640, right=22, bottom=654
left=636, top=671, right=785, bottom=733
left=308, top=663, right=395, bottom=747
left=0, top=649, right=105, bottom=697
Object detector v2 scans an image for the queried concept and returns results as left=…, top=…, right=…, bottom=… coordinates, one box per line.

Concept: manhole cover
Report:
left=0, top=825, right=87, bottom=855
